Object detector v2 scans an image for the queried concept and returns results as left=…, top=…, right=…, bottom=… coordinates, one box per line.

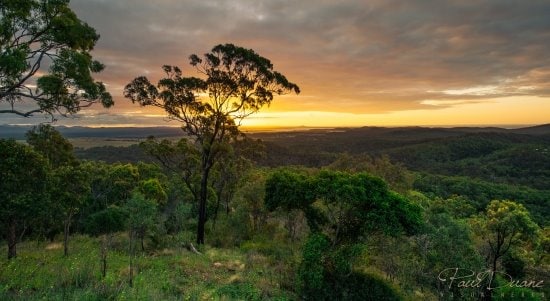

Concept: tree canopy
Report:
left=265, top=169, right=423, bottom=242
left=0, top=139, right=49, bottom=258
left=124, top=43, right=299, bottom=135
left=473, top=200, right=539, bottom=301
left=0, top=0, right=113, bottom=118
left=124, top=44, right=299, bottom=244
left=265, top=169, right=422, bottom=300
left=26, top=123, right=76, bottom=167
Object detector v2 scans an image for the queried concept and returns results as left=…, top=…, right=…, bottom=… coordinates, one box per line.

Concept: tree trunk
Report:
left=197, top=167, right=209, bottom=245
left=140, top=230, right=145, bottom=252
left=483, top=257, right=498, bottom=301
left=7, top=219, right=17, bottom=259
left=212, top=192, right=221, bottom=230
left=100, top=235, right=108, bottom=278
left=129, top=230, right=134, bottom=287
left=225, top=197, right=230, bottom=215
left=48, top=231, right=56, bottom=243
left=63, top=214, right=72, bottom=257
left=483, top=247, right=501, bottom=301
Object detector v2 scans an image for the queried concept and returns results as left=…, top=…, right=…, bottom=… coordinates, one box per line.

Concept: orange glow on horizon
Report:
left=76, top=95, right=549, bottom=129
left=238, top=96, right=550, bottom=128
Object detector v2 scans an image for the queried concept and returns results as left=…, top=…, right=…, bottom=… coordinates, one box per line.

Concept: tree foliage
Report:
left=298, top=233, right=404, bottom=301
left=265, top=169, right=421, bottom=299
left=125, top=191, right=157, bottom=252
left=481, top=200, right=539, bottom=248
left=124, top=43, right=299, bottom=131
left=0, top=0, right=113, bottom=118
left=0, top=139, right=49, bottom=258
left=414, top=174, right=549, bottom=225
left=265, top=169, right=422, bottom=242
left=78, top=161, right=142, bottom=235
left=26, top=124, right=76, bottom=167
left=83, top=205, right=127, bottom=237
left=140, top=137, right=202, bottom=201
left=137, top=178, right=167, bottom=207
left=51, top=164, right=90, bottom=255
left=472, top=200, right=539, bottom=300
left=125, top=44, right=299, bottom=244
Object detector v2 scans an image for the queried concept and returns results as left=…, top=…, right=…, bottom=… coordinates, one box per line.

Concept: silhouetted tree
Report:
left=125, top=44, right=299, bottom=244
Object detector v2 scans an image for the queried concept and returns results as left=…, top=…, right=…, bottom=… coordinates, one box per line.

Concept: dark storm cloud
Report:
left=69, top=0, right=550, bottom=114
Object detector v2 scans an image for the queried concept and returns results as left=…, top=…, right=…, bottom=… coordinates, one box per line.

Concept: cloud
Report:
left=5, top=0, right=546, bottom=125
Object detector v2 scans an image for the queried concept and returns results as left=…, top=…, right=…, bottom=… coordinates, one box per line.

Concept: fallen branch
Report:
left=184, top=242, right=202, bottom=255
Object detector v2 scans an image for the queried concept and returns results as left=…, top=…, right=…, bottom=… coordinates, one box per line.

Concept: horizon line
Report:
left=2, top=123, right=547, bottom=131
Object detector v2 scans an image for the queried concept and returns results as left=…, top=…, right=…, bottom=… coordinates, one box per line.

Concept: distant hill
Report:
left=511, top=123, right=550, bottom=135
left=2, top=123, right=548, bottom=140
left=3, top=125, right=550, bottom=188
left=0, top=125, right=185, bottom=139
left=250, top=125, right=550, bottom=157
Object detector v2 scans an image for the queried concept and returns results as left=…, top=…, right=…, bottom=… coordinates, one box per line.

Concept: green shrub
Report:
left=297, top=234, right=403, bottom=300
left=208, top=209, right=252, bottom=248
left=297, top=233, right=331, bottom=300
left=83, top=206, right=127, bottom=236
left=502, top=252, right=526, bottom=279
left=336, top=272, right=403, bottom=301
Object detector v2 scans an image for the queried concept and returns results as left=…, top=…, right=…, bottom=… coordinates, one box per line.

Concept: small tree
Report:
left=473, top=200, right=539, bottom=301
left=26, top=124, right=87, bottom=256
left=236, top=169, right=268, bottom=232
left=0, top=0, right=113, bottom=118
left=0, top=139, right=49, bottom=259
left=136, top=179, right=166, bottom=250
left=52, top=165, right=90, bottom=256
left=26, top=124, right=76, bottom=167
left=124, top=192, right=157, bottom=286
left=83, top=205, right=127, bottom=278
left=422, top=202, right=484, bottom=299
left=265, top=169, right=423, bottom=242
left=264, top=168, right=316, bottom=239
left=125, top=44, right=299, bottom=244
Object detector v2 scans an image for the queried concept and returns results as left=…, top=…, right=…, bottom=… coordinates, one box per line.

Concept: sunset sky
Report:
left=2, top=0, right=550, bottom=128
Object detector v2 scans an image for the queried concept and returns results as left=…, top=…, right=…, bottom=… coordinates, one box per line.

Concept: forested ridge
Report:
left=1, top=124, right=547, bottom=300
left=74, top=125, right=550, bottom=223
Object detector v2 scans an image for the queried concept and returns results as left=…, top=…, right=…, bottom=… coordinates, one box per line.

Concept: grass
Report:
left=0, top=233, right=298, bottom=300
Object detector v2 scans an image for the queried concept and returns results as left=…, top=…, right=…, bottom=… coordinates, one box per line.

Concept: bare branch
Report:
left=0, top=108, right=44, bottom=117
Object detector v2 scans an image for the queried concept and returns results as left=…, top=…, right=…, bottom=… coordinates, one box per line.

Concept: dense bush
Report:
left=297, top=234, right=403, bottom=300
left=297, top=234, right=331, bottom=299
left=82, top=206, right=127, bottom=236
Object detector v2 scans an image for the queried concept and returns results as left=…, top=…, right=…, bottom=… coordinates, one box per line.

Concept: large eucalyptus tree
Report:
left=124, top=44, right=299, bottom=244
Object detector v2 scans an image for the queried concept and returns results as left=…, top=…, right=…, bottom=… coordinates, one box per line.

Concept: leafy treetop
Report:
left=0, top=0, right=113, bottom=118
left=124, top=43, right=299, bottom=140
left=265, top=169, right=423, bottom=244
